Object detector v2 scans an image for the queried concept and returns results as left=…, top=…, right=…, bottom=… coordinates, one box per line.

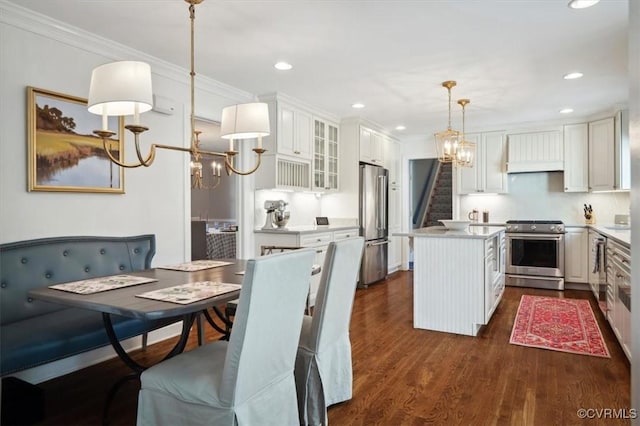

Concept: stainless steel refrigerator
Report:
left=359, top=163, right=388, bottom=287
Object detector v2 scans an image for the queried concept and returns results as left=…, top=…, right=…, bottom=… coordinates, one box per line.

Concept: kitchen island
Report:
left=395, top=226, right=506, bottom=336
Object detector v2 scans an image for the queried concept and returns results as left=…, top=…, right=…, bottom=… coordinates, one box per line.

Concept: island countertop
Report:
left=394, top=225, right=505, bottom=239
left=254, top=225, right=358, bottom=235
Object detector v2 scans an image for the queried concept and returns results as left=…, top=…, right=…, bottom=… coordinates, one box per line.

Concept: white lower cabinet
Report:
left=564, top=227, right=588, bottom=284
left=388, top=228, right=401, bottom=273
left=484, top=232, right=505, bottom=322
left=254, top=228, right=359, bottom=308
left=607, top=238, right=631, bottom=360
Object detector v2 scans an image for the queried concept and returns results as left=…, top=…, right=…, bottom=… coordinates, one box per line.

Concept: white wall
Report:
left=0, top=2, right=253, bottom=266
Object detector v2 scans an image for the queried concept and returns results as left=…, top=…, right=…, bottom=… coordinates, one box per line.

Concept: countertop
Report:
left=394, top=225, right=505, bottom=239
left=470, top=222, right=631, bottom=247
left=254, top=225, right=359, bottom=235
left=587, top=224, right=630, bottom=247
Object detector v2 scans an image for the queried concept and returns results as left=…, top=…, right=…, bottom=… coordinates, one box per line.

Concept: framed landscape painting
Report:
left=27, top=86, right=125, bottom=193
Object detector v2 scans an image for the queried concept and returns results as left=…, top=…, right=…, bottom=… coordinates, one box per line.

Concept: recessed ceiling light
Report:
left=564, top=72, right=584, bottom=80
left=274, top=62, right=293, bottom=71
left=568, top=0, right=600, bottom=9
left=560, top=108, right=574, bottom=114
left=352, top=103, right=365, bottom=109
left=395, top=125, right=406, bottom=131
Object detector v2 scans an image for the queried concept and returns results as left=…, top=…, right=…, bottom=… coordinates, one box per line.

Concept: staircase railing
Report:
left=412, top=161, right=441, bottom=229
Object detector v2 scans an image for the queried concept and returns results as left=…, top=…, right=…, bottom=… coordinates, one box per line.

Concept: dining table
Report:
left=28, top=256, right=321, bottom=424
left=27, top=259, right=246, bottom=423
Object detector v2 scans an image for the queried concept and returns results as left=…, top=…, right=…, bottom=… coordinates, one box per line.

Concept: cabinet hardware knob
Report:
left=294, top=150, right=301, bottom=154
left=565, top=187, right=568, bottom=190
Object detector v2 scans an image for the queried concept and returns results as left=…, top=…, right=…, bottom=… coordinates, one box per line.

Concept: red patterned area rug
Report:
left=509, top=295, right=610, bottom=358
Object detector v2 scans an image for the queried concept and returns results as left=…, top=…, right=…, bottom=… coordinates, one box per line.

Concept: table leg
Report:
left=202, top=306, right=233, bottom=339
left=101, top=312, right=196, bottom=425
left=197, top=313, right=205, bottom=346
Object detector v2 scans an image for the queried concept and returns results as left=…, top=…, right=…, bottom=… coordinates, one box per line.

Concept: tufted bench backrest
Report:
left=0, top=235, right=155, bottom=326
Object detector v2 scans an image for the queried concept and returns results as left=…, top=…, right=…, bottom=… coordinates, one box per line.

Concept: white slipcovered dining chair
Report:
left=136, top=248, right=316, bottom=426
left=294, top=237, right=365, bottom=426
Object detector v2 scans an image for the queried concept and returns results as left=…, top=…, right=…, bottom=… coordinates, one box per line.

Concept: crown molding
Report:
left=0, top=0, right=254, bottom=102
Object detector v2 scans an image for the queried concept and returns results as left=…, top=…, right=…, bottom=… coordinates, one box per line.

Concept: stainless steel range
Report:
left=505, top=220, right=565, bottom=290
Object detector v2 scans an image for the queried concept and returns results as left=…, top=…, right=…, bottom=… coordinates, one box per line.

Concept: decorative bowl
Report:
left=439, top=220, right=471, bottom=230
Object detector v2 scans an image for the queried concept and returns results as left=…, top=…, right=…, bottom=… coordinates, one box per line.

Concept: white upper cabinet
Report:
left=563, top=123, right=589, bottom=192
left=360, top=126, right=385, bottom=166
left=458, top=131, right=507, bottom=194
left=277, top=103, right=313, bottom=160
left=258, top=94, right=313, bottom=161
left=385, top=139, right=401, bottom=187
left=313, top=117, right=339, bottom=192
left=564, top=113, right=628, bottom=193
left=588, top=117, right=615, bottom=191
left=458, top=133, right=482, bottom=194
left=506, top=130, right=563, bottom=173
left=615, top=110, right=631, bottom=191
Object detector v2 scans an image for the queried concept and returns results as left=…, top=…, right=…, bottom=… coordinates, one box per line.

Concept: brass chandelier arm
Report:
left=96, top=130, right=155, bottom=168
left=224, top=149, right=266, bottom=176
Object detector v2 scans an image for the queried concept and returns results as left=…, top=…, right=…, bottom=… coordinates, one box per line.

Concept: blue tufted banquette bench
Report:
left=0, top=234, right=179, bottom=376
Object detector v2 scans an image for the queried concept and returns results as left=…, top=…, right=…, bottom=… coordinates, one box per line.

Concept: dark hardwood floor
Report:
left=28, top=271, right=629, bottom=426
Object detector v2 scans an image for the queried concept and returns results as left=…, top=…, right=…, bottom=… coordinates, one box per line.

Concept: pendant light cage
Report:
left=456, top=99, right=475, bottom=168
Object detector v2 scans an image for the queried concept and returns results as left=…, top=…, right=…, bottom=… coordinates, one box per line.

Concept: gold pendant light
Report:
left=434, top=80, right=460, bottom=163
left=456, top=99, right=475, bottom=168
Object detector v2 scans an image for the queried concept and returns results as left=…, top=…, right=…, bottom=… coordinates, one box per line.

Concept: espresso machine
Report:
left=262, top=200, right=290, bottom=230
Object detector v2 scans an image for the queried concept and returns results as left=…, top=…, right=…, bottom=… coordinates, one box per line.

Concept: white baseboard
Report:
left=4, top=322, right=183, bottom=384
left=565, top=282, right=590, bottom=291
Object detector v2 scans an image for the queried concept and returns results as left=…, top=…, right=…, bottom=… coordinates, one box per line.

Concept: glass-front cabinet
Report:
left=313, top=118, right=339, bottom=192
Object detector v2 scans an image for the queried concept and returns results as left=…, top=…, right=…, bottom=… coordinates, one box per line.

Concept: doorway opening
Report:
left=408, top=158, right=453, bottom=268
left=190, top=119, right=238, bottom=260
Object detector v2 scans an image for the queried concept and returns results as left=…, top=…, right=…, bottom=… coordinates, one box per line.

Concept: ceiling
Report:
left=10, top=0, right=629, bottom=140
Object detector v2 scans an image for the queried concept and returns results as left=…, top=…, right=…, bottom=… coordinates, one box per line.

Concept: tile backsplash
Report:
left=458, top=172, right=630, bottom=225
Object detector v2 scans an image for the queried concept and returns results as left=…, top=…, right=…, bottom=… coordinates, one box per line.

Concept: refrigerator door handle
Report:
left=367, top=240, right=389, bottom=247
left=377, top=175, right=386, bottom=231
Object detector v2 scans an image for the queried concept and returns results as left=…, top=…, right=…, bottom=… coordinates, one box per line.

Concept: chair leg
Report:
left=141, top=332, right=148, bottom=350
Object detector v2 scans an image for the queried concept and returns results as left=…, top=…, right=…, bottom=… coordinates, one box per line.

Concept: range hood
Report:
left=506, top=130, right=564, bottom=173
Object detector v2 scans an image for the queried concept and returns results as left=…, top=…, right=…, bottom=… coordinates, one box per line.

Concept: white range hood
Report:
left=506, top=130, right=564, bottom=173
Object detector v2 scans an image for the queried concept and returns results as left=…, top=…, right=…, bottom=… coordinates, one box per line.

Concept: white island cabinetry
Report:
left=396, top=226, right=505, bottom=336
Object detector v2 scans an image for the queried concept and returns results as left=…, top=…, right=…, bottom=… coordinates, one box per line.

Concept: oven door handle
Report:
left=506, top=233, right=564, bottom=241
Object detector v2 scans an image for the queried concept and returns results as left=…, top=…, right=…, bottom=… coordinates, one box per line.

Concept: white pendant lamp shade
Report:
left=87, top=61, right=153, bottom=116
left=220, top=102, right=270, bottom=139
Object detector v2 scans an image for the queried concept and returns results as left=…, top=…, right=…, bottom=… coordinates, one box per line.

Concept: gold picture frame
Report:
left=27, top=86, right=125, bottom=193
